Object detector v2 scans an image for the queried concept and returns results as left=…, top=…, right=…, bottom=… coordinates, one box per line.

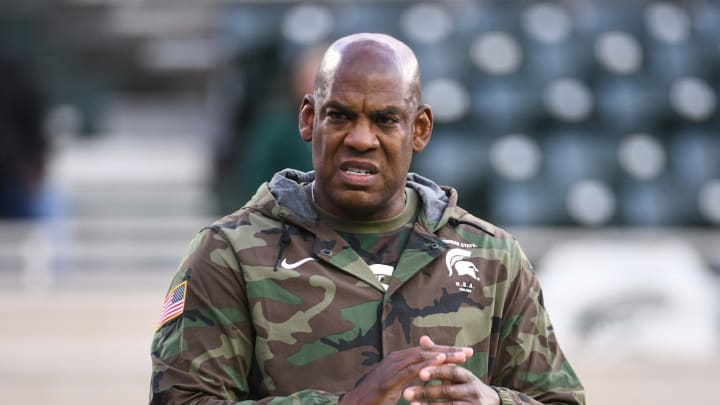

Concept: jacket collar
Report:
left=258, top=169, right=453, bottom=231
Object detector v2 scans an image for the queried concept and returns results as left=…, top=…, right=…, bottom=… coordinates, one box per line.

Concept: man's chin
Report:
left=335, top=196, right=377, bottom=217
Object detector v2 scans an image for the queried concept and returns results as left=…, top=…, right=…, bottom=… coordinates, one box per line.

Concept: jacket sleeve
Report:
left=490, top=240, right=586, bottom=405
left=150, top=228, right=342, bottom=404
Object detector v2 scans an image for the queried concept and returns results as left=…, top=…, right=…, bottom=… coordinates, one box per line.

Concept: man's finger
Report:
left=419, top=335, right=474, bottom=359
left=376, top=351, right=447, bottom=391
left=403, top=366, right=481, bottom=403
left=404, top=383, right=461, bottom=403
left=419, top=364, right=472, bottom=383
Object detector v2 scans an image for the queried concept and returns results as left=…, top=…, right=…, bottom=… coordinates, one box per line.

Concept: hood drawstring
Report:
left=448, top=217, right=494, bottom=236
left=273, top=215, right=292, bottom=271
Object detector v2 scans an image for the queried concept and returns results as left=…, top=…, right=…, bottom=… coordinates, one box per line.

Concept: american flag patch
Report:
left=157, top=281, right=187, bottom=329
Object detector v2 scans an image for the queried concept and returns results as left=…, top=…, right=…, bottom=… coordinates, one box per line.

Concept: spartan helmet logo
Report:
left=445, top=248, right=479, bottom=280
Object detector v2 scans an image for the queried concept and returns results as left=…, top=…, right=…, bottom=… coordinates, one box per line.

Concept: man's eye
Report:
left=378, top=116, right=399, bottom=125
left=327, top=111, right=348, bottom=120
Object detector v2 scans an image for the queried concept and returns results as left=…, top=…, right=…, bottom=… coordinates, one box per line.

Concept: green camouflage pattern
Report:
left=340, top=228, right=411, bottom=265
left=150, top=170, right=585, bottom=404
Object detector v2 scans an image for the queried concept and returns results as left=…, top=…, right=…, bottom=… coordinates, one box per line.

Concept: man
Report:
left=150, top=33, right=585, bottom=405
left=0, top=53, right=49, bottom=218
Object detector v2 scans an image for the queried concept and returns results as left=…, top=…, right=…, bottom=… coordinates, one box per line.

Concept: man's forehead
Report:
left=318, top=69, right=413, bottom=110
left=320, top=89, right=410, bottom=111
left=320, top=68, right=414, bottom=110
left=320, top=48, right=404, bottom=86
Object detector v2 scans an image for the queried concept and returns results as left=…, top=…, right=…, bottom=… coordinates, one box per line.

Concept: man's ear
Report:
left=299, top=94, right=315, bottom=142
left=412, top=104, right=433, bottom=153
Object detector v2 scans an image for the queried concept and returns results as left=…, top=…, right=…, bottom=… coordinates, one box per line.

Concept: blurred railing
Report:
left=510, top=226, right=720, bottom=272
left=0, top=216, right=210, bottom=290
left=3, top=215, right=719, bottom=287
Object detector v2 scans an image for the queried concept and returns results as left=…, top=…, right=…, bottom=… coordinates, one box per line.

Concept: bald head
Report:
left=313, top=33, right=422, bottom=107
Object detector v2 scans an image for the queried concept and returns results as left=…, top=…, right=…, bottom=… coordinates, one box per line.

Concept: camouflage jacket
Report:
left=150, top=170, right=585, bottom=405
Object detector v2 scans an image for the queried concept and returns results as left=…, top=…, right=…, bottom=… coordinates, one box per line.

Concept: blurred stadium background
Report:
left=1, top=0, right=719, bottom=404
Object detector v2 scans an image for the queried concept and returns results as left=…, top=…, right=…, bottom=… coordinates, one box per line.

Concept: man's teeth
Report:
left=345, top=168, right=371, bottom=174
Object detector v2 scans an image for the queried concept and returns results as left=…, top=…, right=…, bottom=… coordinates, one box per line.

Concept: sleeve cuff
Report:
left=492, top=386, right=519, bottom=405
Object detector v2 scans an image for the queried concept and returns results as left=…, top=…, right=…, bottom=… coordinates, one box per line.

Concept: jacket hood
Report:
left=248, top=169, right=456, bottom=232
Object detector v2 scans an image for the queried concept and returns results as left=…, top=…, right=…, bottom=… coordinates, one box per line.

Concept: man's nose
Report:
left=344, top=118, right=379, bottom=151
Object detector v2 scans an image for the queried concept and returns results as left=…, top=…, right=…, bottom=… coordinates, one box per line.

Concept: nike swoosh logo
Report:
left=280, top=257, right=317, bottom=270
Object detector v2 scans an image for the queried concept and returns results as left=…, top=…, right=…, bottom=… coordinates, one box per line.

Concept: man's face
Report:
left=300, top=52, right=431, bottom=220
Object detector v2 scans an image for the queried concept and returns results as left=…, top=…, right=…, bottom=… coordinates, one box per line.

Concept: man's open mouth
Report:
left=343, top=167, right=373, bottom=175
left=340, top=161, right=378, bottom=176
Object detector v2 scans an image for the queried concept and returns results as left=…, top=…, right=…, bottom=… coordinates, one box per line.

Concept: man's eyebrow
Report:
left=322, top=101, right=351, bottom=113
left=371, top=106, right=406, bottom=118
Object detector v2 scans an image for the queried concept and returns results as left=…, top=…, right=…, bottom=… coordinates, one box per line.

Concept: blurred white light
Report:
left=423, top=78, right=471, bottom=122
left=282, top=4, right=334, bottom=45
left=523, top=3, right=572, bottom=44
left=698, top=180, right=720, bottom=224
left=489, top=134, right=542, bottom=181
left=544, top=78, right=594, bottom=122
left=645, top=2, right=691, bottom=44
left=595, top=31, right=643, bottom=74
left=670, top=77, right=717, bottom=121
left=618, top=134, right=666, bottom=181
left=400, top=3, right=453, bottom=44
left=566, top=180, right=616, bottom=226
left=108, top=6, right=210, bottom=38
left=469, top=32, right=523, bottom=75
left=140, top=38, right=218, bottom=71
